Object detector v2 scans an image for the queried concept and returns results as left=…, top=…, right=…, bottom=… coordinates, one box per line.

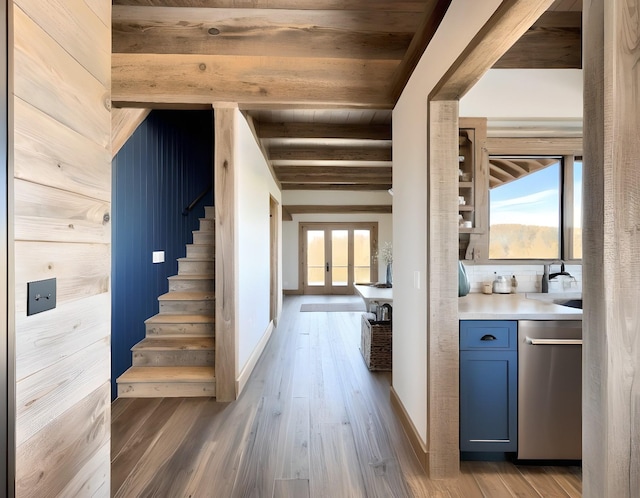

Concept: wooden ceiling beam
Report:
left=275, top=165, right=392, bottom=183
left=112, top=1, right=428, bottom=12
left=113, top=6, right=417, bottom=60
left=489, top=163, right=516, bottom=181
left=389, top=0, right=452, bottom=102
left=284, top=205, right=392, bottom=215
left=281, top=183, right=392, bottom=191
left=269, top=147, right=391, bottom=162
left=255, top=122, right=392, bottom=140
left=494, top=11, right=581, bottom=69
left=490, top=158, right=530, bottom=176
left=430, top=0, right=557, bottom=101
left=112, top=53, right=396, bottom=107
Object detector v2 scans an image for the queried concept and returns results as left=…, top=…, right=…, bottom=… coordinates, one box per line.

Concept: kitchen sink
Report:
left=553, top=299, right=583, bottom=309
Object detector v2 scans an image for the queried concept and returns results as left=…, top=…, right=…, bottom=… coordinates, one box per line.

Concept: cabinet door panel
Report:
left=460, top=350, right=517, bottom=452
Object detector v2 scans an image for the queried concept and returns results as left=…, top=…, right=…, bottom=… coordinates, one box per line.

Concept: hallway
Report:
left=111, top=295, right=581, bottom=497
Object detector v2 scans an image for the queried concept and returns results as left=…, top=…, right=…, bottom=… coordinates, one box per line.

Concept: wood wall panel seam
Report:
left=14, top=5, right=111, bottom=148
left=15, top=383, right=111, bottom=498
left=15, top=338, right=110, bottom=447
left=15, top=0, right=112, bottom=86
left=14, top=96, right=111, bottom=202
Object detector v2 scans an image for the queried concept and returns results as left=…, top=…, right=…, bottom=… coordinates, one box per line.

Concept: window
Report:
left=489, top=156, right=582, bottom=260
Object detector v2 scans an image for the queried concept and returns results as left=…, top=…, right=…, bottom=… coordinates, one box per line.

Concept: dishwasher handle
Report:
left=525, top=336, right=582, bottom=346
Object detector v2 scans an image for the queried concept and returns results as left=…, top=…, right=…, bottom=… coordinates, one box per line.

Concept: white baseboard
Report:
left=236, top=320, right=275, bottom=396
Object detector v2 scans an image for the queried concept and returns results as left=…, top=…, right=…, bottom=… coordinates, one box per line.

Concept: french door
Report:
left=301, top=223, right=377, bottom=295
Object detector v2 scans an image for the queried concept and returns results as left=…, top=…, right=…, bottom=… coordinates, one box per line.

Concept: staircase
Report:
left=116, top=206, right=216, bottom=398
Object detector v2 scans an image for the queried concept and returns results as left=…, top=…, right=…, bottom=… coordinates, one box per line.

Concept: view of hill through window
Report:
left=489, top=160, right=582, bottom=259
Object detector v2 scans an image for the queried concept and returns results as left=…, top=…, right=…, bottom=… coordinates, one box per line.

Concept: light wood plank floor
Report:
left=111, top=295, right=582, bottom=497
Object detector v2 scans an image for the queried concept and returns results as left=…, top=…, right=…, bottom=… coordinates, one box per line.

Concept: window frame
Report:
left=478, top=137, right=582, bottom=264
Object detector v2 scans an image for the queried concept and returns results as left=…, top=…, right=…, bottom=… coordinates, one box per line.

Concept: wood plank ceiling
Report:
left=112, top=0, right=582, bottom=192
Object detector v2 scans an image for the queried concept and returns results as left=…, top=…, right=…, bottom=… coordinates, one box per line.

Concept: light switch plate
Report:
left=152, top=251, right=165, bottom=264
left=27, top=278, right=57, bottom=316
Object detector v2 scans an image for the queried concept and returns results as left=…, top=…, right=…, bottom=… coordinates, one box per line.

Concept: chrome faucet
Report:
left=549, top=261, right=571, bottom=280
left=542, top=261, right=571, bottom=293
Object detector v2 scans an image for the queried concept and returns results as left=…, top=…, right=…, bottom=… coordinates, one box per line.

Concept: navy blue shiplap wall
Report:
left=111, top=110, right=214, bottom=399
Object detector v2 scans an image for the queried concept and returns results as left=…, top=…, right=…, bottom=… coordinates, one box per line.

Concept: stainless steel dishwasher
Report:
left=518, top=320, right=582, bottom=460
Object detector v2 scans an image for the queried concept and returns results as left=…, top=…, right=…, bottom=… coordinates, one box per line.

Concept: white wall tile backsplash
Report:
left=462, top=263, right=582, bottom=294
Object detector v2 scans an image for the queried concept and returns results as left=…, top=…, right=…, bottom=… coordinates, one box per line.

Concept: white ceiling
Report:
left=460, top=68, right=583, bottom=136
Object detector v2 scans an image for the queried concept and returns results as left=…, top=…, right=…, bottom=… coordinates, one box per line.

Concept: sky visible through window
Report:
left=490, top=161, right=561, bottom=228
left=489, top=159, right=583, bottom=259
left=490, top=160, right=583, bottom=229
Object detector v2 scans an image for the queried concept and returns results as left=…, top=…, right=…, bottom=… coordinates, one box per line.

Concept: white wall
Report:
left=235, top=110, right=282, bottom=373
left=460, top=68, right=583, bottom=120
left=392, top=0, right=502, bottom=443
left=282, top=190, right=392, bottom=290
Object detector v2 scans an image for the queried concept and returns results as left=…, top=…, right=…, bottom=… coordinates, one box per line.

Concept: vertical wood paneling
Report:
left=583, top=0, right=640, bottom=496
left=111, top=110, right=213, bottom=399
left=214, top=106, right=236, bottom=401
left=11, top=0, right=112, bottom=495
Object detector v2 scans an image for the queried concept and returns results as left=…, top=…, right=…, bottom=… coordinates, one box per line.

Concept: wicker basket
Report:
left=360, top=314, right=392, bottom=371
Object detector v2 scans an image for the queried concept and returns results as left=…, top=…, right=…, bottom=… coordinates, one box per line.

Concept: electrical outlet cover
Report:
left=27, top=278, right=57, bottom=316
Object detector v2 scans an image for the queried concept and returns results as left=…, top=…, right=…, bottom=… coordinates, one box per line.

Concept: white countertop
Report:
left=354, top=284, right=392, bottom=304
left=459, top=293, right=582, bottom=320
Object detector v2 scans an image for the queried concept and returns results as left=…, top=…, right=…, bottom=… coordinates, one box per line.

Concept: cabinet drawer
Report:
left=460, top=320, right=517, bottom=351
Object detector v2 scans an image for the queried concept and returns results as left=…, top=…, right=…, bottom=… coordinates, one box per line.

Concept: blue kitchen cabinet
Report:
left=459, top=320, right=517, bottom=453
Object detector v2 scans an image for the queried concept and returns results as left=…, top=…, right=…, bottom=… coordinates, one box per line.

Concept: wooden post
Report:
left=214, top=106, right=237, bottom=402
left=427, top=100, right=460, bottom=478
left=583, top=0, right=640, bottom=496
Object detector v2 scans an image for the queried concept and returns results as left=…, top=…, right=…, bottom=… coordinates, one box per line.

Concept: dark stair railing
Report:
left=182, top=183, right=213, bottom=216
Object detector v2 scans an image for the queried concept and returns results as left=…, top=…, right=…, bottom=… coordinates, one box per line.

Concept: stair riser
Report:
left=186, top=245, right=215, bottom=258
left=204, top=206, right=215, bottom=219
left=169, top=279, right=215, bottom=292
left=133, top=350, right=214, bottom=367
left=118, top=382, right=216, bottom=398
left=145, top=322, right=215, bottom=337
left=193, top=232, right=215, bottom=244
left=159, top=300, right=214, bottom=314
left=179, top=260, right=215, bottom=275
left=199, top=219, right=215, bottom=231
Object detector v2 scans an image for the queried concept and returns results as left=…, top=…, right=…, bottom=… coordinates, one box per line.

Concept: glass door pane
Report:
left=331, top=230, right=348, bottom=287
left=354, top=229, right=372, bottom=283
left=306, top=230, right=325, bottom=287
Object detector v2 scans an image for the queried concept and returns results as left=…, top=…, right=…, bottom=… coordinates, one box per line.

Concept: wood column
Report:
left=426, top=100, right=460, bottom=478
left=583, top=0, right=640, bottom=496
left=214, top=106, right=237, bottom=402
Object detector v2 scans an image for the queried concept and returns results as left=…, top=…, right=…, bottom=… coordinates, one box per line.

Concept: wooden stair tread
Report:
left=158, top=291, right=215, bottom=301
left=145, top=314, right=215, bottom=324
left=132, top=337, right=215, bottom=351
left=168, top=274, right=215, bottom=280
left=117, top=366, right=215, bottom=383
